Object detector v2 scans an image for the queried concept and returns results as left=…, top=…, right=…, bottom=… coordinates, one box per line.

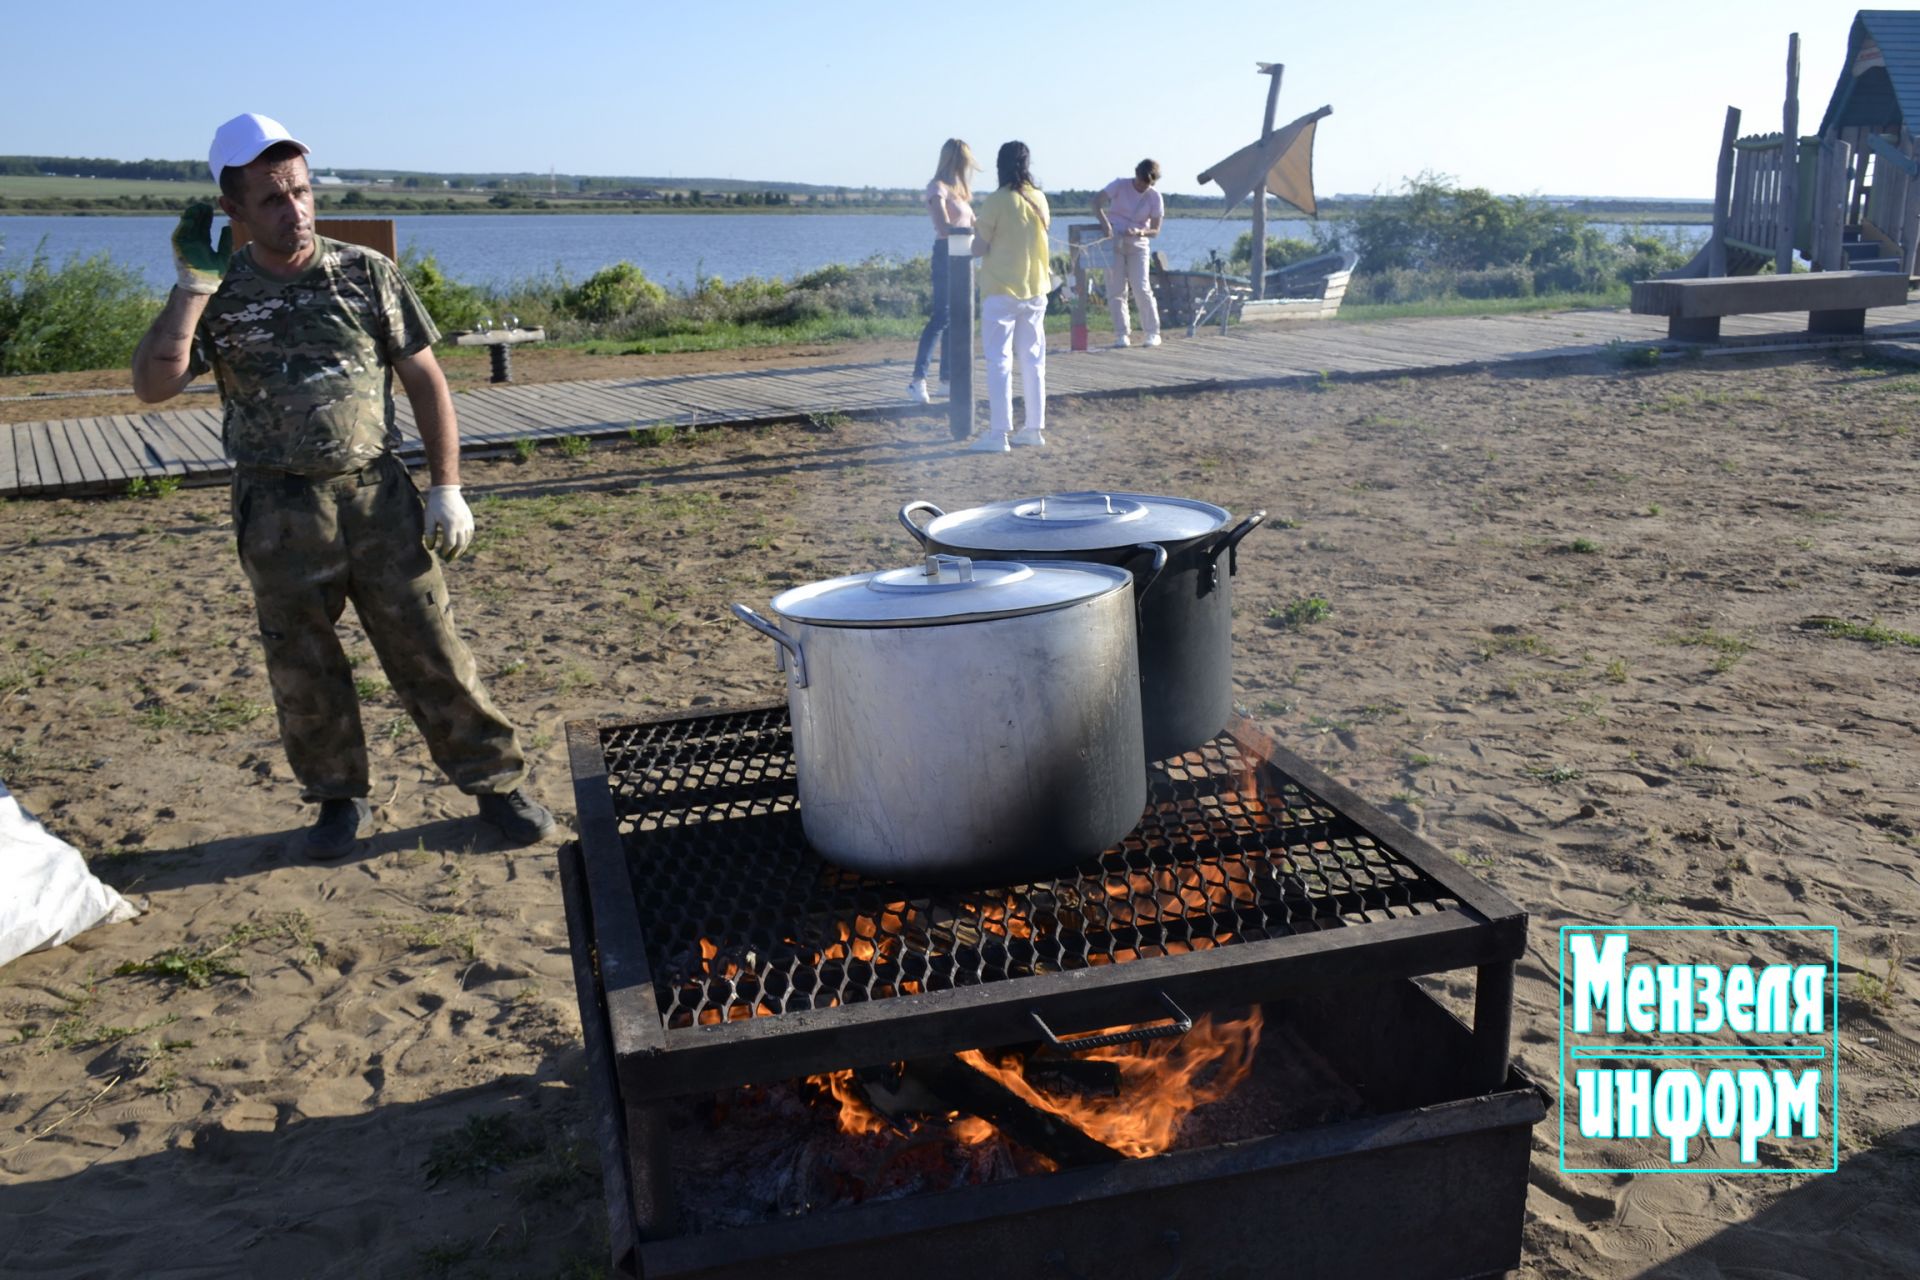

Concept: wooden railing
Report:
left=1864, top=134, right=1920, bottom=271
left=1726, top=133, right=1790, bottom=259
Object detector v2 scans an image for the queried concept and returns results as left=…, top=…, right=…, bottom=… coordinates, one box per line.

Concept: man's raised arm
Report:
left=132, top=287, right=209, bottom=403
left=133, top=203, right=229, bottom=402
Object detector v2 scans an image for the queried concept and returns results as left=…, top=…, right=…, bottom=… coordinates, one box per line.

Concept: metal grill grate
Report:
left=600, top=707, right=1463, bottom=1032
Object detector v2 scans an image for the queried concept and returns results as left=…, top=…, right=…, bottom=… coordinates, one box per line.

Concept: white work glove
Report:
left=423, top=485, right=475, bottom=560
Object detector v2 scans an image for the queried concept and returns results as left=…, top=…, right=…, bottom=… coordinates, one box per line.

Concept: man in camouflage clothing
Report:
left=132, top=113, right=554, bottom=858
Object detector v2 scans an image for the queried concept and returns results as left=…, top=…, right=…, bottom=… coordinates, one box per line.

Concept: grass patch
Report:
left=1848, top=940, right=1906, bottom=1014
left=1675, top=628, right=1753, bottom=671
left=1808, top=617, right=1920, bottom=649
left=1478, top=631, right=1549, bottom=658
left=423, top=1112, right=540, bottom=1186
left=1604, top=657, right=1628, bottom=684
left=392, top=912, right=481, bottom=963
left=555, top=434, right=590, bottom=459
left=1524, top=762, right=1583, bottom=784
left=1269, top=595, right=1333, bottom=628
left=135, top=692, right=269, bottom=735
left=114, top=940, right=246, bottom=988
left=1604, top=338, right=1661, bottom=368
left=125, top=475, right=182, bottom=499
left=1565, top=537, right=1600, bottom=555
left=511, top=438, right=537, bottom=462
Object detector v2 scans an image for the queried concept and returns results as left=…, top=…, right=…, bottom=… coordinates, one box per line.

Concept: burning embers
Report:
left=669, top=1006, right=1365, bottom=1236
left=822, top=1007, right=1265, bottom=1160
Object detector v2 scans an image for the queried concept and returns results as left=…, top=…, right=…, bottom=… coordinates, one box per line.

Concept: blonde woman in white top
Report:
left=908, top=139, right=979, bottom=405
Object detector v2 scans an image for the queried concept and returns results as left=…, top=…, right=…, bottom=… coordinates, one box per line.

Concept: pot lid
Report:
left=770, top=554, right=1131, bottom=627
left=917, top=490, right=1231, bottom=551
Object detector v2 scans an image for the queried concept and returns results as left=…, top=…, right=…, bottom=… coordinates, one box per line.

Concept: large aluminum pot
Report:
left=900, top=491, right=1264, bottom=762
left=730, top=554, right=1145, bottom=885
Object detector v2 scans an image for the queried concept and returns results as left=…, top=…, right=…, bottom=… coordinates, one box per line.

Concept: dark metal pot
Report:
left=731, top=554, right=1145, bottom=885
left=901, top=492, right=1264, bottom=761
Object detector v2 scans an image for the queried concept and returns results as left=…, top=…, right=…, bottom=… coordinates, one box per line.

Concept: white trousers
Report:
left=1107, top=236, right=1160, bottom=341
left=982, top=292, right=1047, bottom=437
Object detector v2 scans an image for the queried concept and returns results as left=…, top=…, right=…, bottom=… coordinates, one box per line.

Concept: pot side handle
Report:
left=1209, top=510, right=1267, bottom=579
left=897, top=500, right=946, bottom=547
left=729, top=604, right=808, bottom=689
left=1122, top=542, right=1168, bottom=622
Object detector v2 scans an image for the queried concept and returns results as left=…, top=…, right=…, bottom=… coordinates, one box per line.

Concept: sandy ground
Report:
left=2, top=345, right=1918, bottom=1279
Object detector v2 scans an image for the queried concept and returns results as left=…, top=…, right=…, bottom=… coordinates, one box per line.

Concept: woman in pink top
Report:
left=1092, top=159, right=1165, bottom=347
left=908, top=139, right=978, bottom=405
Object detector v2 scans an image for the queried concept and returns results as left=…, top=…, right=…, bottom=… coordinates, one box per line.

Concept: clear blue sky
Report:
left=9, top=0, right=1870, bottom=199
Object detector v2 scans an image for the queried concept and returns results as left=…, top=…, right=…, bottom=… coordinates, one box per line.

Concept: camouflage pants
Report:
left=232, top=454, right=525, bottom=801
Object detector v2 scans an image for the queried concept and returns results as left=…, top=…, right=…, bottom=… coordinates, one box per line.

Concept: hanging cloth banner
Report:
left=1197, top=105, right=1333, bottom=217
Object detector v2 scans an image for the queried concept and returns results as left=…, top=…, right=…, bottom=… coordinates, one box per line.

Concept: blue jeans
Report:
left=912, top=239, right=950, bottom=383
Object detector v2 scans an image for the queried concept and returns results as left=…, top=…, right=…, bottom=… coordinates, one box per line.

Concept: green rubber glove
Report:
left=171, top=201, right=232, bottom=295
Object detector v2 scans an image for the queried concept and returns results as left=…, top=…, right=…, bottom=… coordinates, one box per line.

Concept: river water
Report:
left=0, top=212, right=1708, bottom=294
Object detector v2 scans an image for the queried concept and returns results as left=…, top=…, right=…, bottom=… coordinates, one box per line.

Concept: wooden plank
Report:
left=53, top=419, right=112, bottom=491
left=169, top=407, right=228, bottom=467
left=97, top=415, right=156, bottom=480
left=131, top=416, right=193, bottom=476
left=143, top=410, right=219, bottom=472
left=10, top=426, right=40, bottom=496
left=0, top=426, right=22, bottom=495
left=39, top=416, right=87, bottom=493
left=25, top=422, right=64, bottom=496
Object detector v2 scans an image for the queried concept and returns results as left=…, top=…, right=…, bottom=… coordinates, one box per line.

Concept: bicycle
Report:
left=1187, top=250, right=1249, bottom=338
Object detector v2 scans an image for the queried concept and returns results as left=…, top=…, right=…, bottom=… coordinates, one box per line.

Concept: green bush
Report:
left=1326, top=174, right=1700, bottom=306
left=401, top=249, right=490, bottom=332
left=1453, top=266, right=1534, bottom=299
left=561, top=261, right=668, bottom=321
left=1227, top=234, right=1325, bottom=274
left=0, top=241, right=160, bottom=374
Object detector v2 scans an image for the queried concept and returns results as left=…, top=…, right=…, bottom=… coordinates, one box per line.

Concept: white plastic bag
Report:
left=0, top=778, right=139, bottom=968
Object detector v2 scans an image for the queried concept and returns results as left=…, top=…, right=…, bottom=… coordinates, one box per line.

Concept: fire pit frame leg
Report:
left=625, top=1102, right=677, bottom=1240
left=1471, top=960, right=1515, bottom=1092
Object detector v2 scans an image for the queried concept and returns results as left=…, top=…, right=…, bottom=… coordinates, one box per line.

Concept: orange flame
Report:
left=803, top=1008, right=1263, bottom=1156
left=956, top=1009, right=1263, bottom=1157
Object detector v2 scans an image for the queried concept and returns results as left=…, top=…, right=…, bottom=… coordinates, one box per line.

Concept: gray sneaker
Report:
left=476, top=788, right=557, bottom=844
left=304, top=797, right=373, bottom=861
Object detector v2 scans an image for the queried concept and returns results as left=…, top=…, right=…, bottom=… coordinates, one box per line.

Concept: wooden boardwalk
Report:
left=8, top=302, right=1920, bottom=499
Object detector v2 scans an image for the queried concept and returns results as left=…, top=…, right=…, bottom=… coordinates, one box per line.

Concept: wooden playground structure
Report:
left=1635, top=12, right=1920, bottom=339
left=1693, top=11, right=1920, bottom=279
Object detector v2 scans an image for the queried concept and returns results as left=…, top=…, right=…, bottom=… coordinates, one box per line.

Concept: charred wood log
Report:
left=900, top=1056, right=1124, bottom=1167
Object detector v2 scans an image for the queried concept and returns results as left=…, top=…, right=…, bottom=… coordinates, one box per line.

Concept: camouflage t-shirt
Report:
left=190, top=236, right=440, bottom=475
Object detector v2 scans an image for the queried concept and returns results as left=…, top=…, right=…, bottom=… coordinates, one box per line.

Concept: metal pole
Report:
left=945, top=228, right=975, bottom=441
left=1069, top=224, right=1092, bottom=352
left=1252, top=63, right=1284, bottom=301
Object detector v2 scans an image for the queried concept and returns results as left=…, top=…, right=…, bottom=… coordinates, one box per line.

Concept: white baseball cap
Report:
left=208, top=113, right=309, bottom=185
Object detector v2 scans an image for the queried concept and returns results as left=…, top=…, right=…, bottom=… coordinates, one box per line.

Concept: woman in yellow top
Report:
left=970, top=141, right=1051, bottom=451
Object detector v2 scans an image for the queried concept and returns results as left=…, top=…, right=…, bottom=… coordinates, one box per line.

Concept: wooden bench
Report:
left=1630, top=270, right=1910, bottom=342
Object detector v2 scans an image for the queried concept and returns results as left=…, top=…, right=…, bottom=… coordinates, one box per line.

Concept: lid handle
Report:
left=1037, top=491, right=1118, bottom=520
left=924, top=553, right=974, bottom=583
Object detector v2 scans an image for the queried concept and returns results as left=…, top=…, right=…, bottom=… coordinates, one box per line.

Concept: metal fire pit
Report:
left=562, top=703, right=1541, bottom=1279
